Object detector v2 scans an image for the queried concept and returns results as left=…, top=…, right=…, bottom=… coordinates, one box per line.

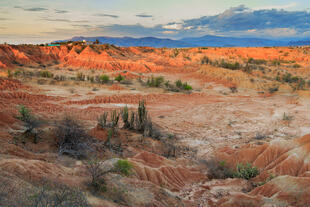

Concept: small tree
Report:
left=99, top=75, right=110, bottom=84
left=182, top=82, right=193, bottom=91
left=16, top=105, right=41, bottom=143
left=115, top=74, right=124, bottom=82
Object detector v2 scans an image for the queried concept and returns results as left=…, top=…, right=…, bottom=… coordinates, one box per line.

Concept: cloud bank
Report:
left=102, top=5, right=310, bottom=38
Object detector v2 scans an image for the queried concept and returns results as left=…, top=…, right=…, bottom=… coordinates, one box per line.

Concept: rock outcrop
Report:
left=214, top=134, right=310, bottom=207
left=129, top=151, right=206, bottom=192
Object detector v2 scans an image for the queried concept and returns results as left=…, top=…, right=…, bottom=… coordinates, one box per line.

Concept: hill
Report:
left=56, top=35, right=310, bottom=47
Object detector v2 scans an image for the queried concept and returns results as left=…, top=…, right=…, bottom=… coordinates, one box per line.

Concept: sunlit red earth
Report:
left=0, top=44, right=310, bottom=206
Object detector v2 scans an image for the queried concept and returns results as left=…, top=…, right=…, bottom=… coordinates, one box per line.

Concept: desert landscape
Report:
left=0, top=43, right=310, bottom=206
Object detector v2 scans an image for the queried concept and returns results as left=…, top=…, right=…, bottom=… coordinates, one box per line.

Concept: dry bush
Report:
left=86, top=158, right=107, bottom=192
left=203, top=159, right=233, bottom=179
left=0, top=178, right=90, bottom=207
left=55, top=116, right=93, bottom=159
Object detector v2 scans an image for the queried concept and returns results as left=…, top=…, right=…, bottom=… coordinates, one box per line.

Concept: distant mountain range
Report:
left=54, top=35, right=310, bottom=48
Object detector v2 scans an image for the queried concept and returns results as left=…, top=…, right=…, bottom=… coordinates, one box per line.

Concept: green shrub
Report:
left=268, top=86, right=279, bottom=94
left=271, top=59, right=281, bottom=66
left=297, top=78, right=306, bottom=90
left=175, top=80, right=183, bottom=88
left=293, top=63, right=301, bottom=68
left=220, top=60, right=240, bottom=70
left=13, top=70, right=22, bottom=77
left=201, top=56, right=211, bottom=65
left=40, top=70, right=53, bottom=78
left=147, top=76, right=164, bottom=87
left=175, top=80, right=192, bottom=91
left=15, top=105, right=41, bottom=143
left=182, top=82, right=193, bottom=91
left=233, top=163, right=259, bottom=180
left=99, top=74, right=110, bottom=84
left=115, top=74, right=124, bottom=82
left=114, top=159, right=132, bottom=176
left=247, top=58, right=267, bottom=65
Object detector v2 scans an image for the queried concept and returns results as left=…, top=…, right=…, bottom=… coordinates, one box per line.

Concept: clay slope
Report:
left=215, top=134, right=310, bottom=207
left=218, top=175, right=310, bottom=207
left=0, top=45, right=195, bottom=72
left=216, top=134, right=310, bottom=179
left=2, top=44, right=309, bottom=73
left=129, top=151, right=206, bottom=191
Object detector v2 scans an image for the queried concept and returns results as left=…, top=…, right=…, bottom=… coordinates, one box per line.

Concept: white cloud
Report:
left=184, top=26, right=193, bottom=30
left=162, top=30, right=177, bottom=34
left=162, top=23, right=182, bottom=30
left=253, top=2, right=297, bottom=10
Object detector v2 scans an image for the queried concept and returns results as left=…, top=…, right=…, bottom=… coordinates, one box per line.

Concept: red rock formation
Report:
left=129, top=151, right=207, bottom=191
left=218, top=175, right=310, bottom=207
left=0, top=78, right=29, bottom=91
left=216, top=134, right=310, bottom=180
left=214, top=134, right=310, bottom=207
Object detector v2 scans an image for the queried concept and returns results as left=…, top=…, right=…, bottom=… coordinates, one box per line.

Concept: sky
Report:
left=0, top=0, right=310, bottom=44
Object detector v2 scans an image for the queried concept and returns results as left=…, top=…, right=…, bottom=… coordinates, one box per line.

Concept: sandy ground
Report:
left=19, top=71, right=310, bottom=161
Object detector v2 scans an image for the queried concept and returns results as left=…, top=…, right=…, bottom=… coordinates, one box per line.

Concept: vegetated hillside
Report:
left=1, top=42, right=310, bottom=206
left=59, top=35, right=310, bottom=47
left=1, top=44, right=310, bottom=93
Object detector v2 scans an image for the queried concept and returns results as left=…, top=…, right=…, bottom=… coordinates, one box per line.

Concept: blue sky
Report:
left=0, top=0, right=310, bottom=43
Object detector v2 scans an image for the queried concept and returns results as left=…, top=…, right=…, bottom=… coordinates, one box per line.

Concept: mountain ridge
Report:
left=54, top=35, right=310, bottom=48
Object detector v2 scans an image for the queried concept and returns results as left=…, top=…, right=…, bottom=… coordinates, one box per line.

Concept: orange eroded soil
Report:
left=0, top=45, right=310, bottom=206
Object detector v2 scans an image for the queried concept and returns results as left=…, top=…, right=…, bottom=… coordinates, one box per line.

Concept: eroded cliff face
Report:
left=214, top=134, right=310, bottom=207
left=2, top=44, right=310, bottom=72
left=1, top=44, right=310, bottom=92
left=0, top=45, right=197, bottom=72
